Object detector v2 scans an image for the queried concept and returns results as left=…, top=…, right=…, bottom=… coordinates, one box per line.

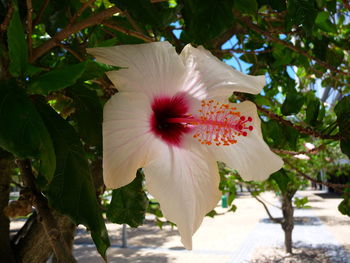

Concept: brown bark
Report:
left=281, top=191, right=295, bottom=254
left=0, top=158, right=16, bottom=263
left=16, top=159, right=77, bottom=263
left=13, top=212, right=76, bottom=263
left=31, top=6, right=122, bottom=62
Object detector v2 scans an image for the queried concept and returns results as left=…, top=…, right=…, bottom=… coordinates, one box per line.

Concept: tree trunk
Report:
left=12, top=212, right=76, bottom=263
left=0, top=157, right=16, bottom=263
left=281, top=191, right=295, bottom=254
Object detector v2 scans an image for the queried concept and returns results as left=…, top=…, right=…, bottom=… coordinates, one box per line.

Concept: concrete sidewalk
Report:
left=73, top=190, right=350, bottom=263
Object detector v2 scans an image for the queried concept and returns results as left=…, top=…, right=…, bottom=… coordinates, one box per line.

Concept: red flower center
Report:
left=150, top=95, right=254, bottom=147
left=150, top=93, right=192, bottom=146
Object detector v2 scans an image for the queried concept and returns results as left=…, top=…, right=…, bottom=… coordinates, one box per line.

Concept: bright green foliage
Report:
left=294, top=196, right=311, bottom=209
left=0, top=80, right=55, bottom=181
left=107, top=173, right=149, bottom=228
left=35, top=101, right=110, bottom=259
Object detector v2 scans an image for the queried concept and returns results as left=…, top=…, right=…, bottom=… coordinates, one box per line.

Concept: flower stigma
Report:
left=151, top=95, right=253, bottom=147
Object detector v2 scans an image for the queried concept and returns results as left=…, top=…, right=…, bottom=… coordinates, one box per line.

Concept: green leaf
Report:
left=315, top=11, right=337, bottom=33
left=68, top=86, right=102, bottom=147
left=334, top=96, right=350, bottom=158
left=326, top=48, right=344, bottom=68
left=0, top=80, right=55, bottom=181
left=338, top=198, right=350, bottom=217
left=305, top=98, right=320, bottom=126
left=107, top=173, right=148, bottom=228
left=287, top=0, right=317, bottom=34
left=35, top=100, right=110, bottom=259
left=79, top=60, right=120, bottom=82
left=28, top=62, right=87, bottom=95
left=7, top=2, right=28, bottom=77
left=281, top=92, right=305, bottom=115
left=234, top=0, right=258, bottom=15
left=181, top=0, right=235, bottom=44
left=270, top=169, right=290, bottom=193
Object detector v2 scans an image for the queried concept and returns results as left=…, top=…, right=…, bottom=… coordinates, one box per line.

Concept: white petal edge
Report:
left=180, top=44, right=265, bottom=99
left=87, top=42, right=186, bottom=97
left=143, top=143, right=221, bottom=249
left=208, top=100, right=283, bottom=181
left=103, top=91, right=164, bottom=188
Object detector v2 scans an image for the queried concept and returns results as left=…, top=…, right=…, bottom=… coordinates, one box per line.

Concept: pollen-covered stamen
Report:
left=167, top=100, right=254, bottom=146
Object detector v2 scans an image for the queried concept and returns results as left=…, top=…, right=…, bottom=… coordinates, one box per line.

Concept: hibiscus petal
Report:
left=181, top=45, right=265, bottom=98
left=208, top=101, right=283, bottom=181
left=103, top=92, right=164, bottom=188
left=87, top=42, right=185, bottom=97
left=143, top=142, right=221, bottom=249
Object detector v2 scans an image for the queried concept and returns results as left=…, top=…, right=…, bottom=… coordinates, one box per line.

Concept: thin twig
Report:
left=283, top=158, right=348, bottom=192
left=16, top=159, right=77, bottom=263
left=0, top=2, right=14, bottom=32
left=26, top=0, right=33, bottom=61
left=31, top=6, right=122, bottom=62
left=257, top=105, right=341, bottom=140
left=33, top=0, right=49, bottom=26
left=272, top=144, right=325, bottom=156
left=247, top=189, right=282, bottom=223
left=232, top=9, right=350, bottom=77
left=69, top=0, right=95, bottom=24
left=235, top=93, right=342, bottom=140
left=124, top=11, right=143, bottom=33
left=57, top=43, right=84, bottom=62
left=102, top=22, right=154, bottom=42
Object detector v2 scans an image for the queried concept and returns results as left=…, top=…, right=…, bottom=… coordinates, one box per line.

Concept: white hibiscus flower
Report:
left=87, top=42, right=283, bottom=249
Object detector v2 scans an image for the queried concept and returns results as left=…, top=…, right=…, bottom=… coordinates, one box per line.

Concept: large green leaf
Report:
left=107, top=173, right=148, bottom=228
left=305, top=98, right=320, bottom=126
left=0, top=80, right=55, bottom=181
left=68, top=85, right=103, bottom=147
left=338, top=197, right=350, bottom=217
left=281, top=92, right=305, bottom=115
left=270, top=169, right=290, bottom=194
left=287, top=0, right=317, bottom=34
left=181, top=0, right=235, bottom=44
left=315, top=11, right=337, bottom=33
left=334, top=96, right=350, bottom=158
left=233, top=0, right=258, bottom=15
left=35, top=101, right=110, bottom=259
left=28, top=62, right=87, bottom=95
left=7, top=2, right=28, bottom=77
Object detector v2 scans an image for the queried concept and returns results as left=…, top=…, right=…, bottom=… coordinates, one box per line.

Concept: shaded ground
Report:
left=9, top=190, right=350, bottom=262
left=249, top=242, right=349, bottom=263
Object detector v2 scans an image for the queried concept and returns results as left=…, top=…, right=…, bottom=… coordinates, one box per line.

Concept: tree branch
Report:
left=26, top=0, right=33, bottom=61
left=283, top=158, right=348, bottom=192
left=248, top=189, right=282, bottom=224
left=235, top=93, right=342, bottom=140
left=102, top=22, right=154, bottom=43
left=57, top=43, right=84, bottom=62
left=232, top=9, right=350, bottom=77
left=272, top=144, right=325, bottom=156
left=69, top=0, right=95, bottom=24
left=33, top=0, right=50, bottom=26
left=31, top=6, right=122, bottom=62
left=0, top=2, right=14, bottom=32
left=16, top=159, right=77, bottom=263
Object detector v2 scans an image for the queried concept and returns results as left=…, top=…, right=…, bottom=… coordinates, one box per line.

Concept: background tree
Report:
left=0, top=0, right=349, bottom=261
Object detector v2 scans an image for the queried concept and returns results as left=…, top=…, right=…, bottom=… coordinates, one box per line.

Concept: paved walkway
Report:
left=72, top=190, right=350, bottom=262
